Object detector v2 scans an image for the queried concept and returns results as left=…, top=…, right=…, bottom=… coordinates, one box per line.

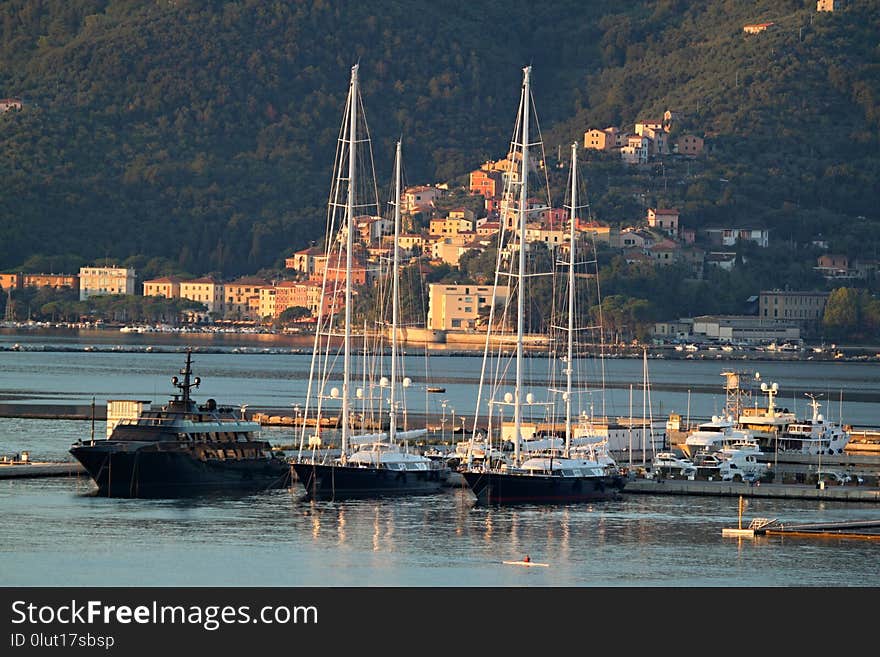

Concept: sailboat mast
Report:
left=389, top=140, right=402, bottom=448
left=642, top=347, right=647, bottom=466
left=341, top=63, right=359, bottom=458
left=565, top=142, right=578, bottom=458
left=513, top=65, right=530, bottom=466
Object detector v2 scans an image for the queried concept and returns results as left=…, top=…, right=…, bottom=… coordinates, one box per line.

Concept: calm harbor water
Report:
left=1, top=331, right=879, bottom=587
left=2, top=328, right=879, bottom=427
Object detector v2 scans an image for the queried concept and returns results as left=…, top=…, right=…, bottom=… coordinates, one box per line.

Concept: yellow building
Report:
left=429, top=215, right=474, bottom=236
left=427, top=283, right=509, bottom=331
left=143, top=276, right=182, bottom=299
left=180, top=277, right=224, bottom=315
left=224, top=277, right=269, bottom=320
left=583, top=127, right=621, bottom=151
left=744, top=22, right=774, bottom=34
left=79, top=266, right=136, bottom=300
left=258, top=287, right=276, bottom=321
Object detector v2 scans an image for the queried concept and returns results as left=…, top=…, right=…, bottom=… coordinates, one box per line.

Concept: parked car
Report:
left=816, top=470, right=851, bottom=485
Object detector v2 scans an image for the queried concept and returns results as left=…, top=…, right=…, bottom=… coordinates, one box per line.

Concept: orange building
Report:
left=24, top=273, right=79, bottom=290
left=312, top=252, right=369, bottom=287
left=274, top=281, right=339, bottom=319
left=0, top=273, right=23, bottom=290
left=469, top=169, right=503, bottom=198
left=583, top=127, right=623, bottom=151
left=285, top=245, right=324, bottom=275
left=224, top=276, right=270, bottom=320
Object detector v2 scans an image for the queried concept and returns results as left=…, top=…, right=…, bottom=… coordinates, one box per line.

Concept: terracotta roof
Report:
left=227, top=276, right=269, bottom=286
left=144, top=276, right=182, bottom=284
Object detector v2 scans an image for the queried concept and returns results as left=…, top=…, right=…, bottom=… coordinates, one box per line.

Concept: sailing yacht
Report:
left=460, top=67, right=624, bottom=505
left=290, top=66, right=448, bottom=500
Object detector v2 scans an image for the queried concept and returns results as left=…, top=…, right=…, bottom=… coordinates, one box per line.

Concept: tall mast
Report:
left=389, top=140, right=402, bottom=447
left=341, top=63, right=358, bottom=459
left=565, top=142, right=578, bottom=458
left=513, top=65, right=531, bottom=467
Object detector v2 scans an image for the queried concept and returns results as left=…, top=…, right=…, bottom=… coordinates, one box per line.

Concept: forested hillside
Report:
left=0, top=0, right=877, bottom=284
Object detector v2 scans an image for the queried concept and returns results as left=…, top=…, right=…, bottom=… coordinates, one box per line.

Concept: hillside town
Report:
left=2, top=115, right=873, bottom=349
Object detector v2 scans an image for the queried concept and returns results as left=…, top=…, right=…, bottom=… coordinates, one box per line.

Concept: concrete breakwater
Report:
left=624, top=478, right=880, bottom=502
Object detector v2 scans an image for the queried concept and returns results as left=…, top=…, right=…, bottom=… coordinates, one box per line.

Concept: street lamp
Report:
left=440, top=399, right=448, bottom=445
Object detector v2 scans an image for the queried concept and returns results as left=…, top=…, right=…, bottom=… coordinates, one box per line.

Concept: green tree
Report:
left=823, top=288, right=861, bottom=340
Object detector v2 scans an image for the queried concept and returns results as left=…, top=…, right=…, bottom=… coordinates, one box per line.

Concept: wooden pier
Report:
left=760, top=519, right=880, bottom=540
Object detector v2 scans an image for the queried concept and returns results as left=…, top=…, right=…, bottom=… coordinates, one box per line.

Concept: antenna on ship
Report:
left=171, top=348, right=200, bottom=406
left=90, top=396, right=96, bottom=446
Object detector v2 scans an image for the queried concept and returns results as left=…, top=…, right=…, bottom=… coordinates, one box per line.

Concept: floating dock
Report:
left=759, top=519, right=880, bottom=540
left=0, top=462, right=86, bottom=479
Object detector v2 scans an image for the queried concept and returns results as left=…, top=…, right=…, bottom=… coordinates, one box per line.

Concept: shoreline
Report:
left=2, top=340, right=879, bottom=364
left=2, top=325, right=879, bottom=362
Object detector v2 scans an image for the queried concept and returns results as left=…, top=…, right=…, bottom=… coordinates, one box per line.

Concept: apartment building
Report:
left=179, top=277, right=224, bottom=315
left=143, top=276, right=182, bottom=299
left=79, top=266, right=135, bottom=300
left=427, top=283, right=509, bottom=331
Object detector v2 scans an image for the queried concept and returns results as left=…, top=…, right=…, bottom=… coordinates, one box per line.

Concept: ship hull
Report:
left=461, top=470, right=625, bottom=505
left=291, top=462, right=447, bottom=500
left=70, top=444, right=292, bottom=498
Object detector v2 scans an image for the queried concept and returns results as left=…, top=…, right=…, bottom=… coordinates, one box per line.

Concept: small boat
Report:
left=427, top=386, right=446, bottom=393
left=650, top=451, right=697, bottom=478
left=503, top=559, right=549, bottom=568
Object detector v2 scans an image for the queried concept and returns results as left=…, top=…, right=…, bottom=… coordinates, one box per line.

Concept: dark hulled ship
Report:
left=291, top=442, right=449, bottom=501
left=461, top=458, right=625, bottom=506
left=69, top=350, right=292, bottom=497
